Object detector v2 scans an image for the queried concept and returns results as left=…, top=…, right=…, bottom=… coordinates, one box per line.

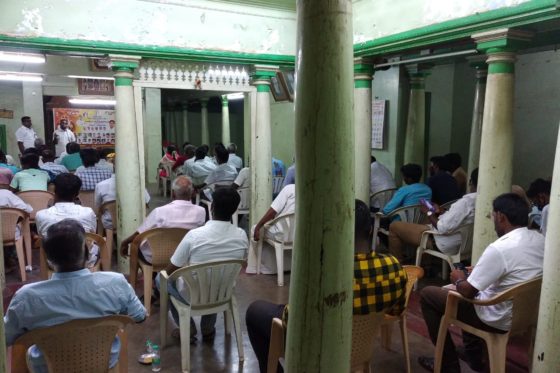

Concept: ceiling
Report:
left=209, top=0, right=296, bottom=11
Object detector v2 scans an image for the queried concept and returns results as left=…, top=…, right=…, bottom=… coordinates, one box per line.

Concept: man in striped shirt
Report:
left=75, top=148, right=113, bottom=190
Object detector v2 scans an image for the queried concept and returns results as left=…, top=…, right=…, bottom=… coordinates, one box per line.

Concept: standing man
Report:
left=53, top=118, right=76, bottom=157
left=15, top=116, right=37, bottom=155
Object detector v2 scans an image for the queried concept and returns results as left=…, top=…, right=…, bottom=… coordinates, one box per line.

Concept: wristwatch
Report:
left=454, top=279, right=465, bottom=287
left=427, top=211, right=433, bottom=217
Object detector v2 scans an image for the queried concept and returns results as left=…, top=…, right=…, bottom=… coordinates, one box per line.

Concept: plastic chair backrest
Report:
left=274, top=213, right=296, bottom=244
left=16, top=190, right=54, bottom=219
left=370, top=188, right=397, bottom=209
left=133, top=227, right=188, bottom=268
left=350, top=311, right=385, bottom=371
left=78, top=191, right=96, bottom=210
left=13, top=315, right=133, bottom=373
left=237, top=187, right=250, bottom=210
left=273, top=176, right=285, bottom=196
left=454, top=223, right=474, bottom=255
left=387, top=204, right=424, bottom=223
left=99, top=201, right=117, bottom=227
left=439, top=199, right=459, bottom=211
left=509, top=277, right=542, bottom=335
left=168, top=259, right=244, bottom=309
left=0, top=207, right=26, bottom=243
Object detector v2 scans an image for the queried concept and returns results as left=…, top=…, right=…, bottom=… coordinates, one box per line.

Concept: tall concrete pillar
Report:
left=250, top=66, right=277, bottom=225
left=533, top=124, right=560, bottom=372
left=471, top=29, right=532, bottom=263
left=110, top=55, right=143, bottom=273
left=144, top=88, right=162, bottom=184
left=0, top=226, right=5, bottom=373
left=200, top=99, right=209, bottom=145
left=221, top=95, right=231, bottom=145
left=182, top=104, right=189, bottom=142
left=403, top=65, right=430, bottom=167
left=354, top=58, right=374, bottom=204
left=22, top=81, right=45, bottom=143
left=286, top=1, right=354, bottom=371
left=467, top=63, right=487, bottom=175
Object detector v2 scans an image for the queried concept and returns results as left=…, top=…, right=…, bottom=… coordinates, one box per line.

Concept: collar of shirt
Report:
left=51, top=268, right=91, bottom=280
left=170, top=199, right=194, bottom=206
left=205, top=220, right=233, bottom=228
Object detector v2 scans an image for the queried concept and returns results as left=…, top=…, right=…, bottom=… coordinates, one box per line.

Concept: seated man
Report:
left=227, top=143, right=243, bottom=171
left=173, top=144, right=196, bottom=173
left=388, top=168, right=478, bottom=261
left=4, top=219, right=146, bottom=373
left=246, top=200, right=407, bottom=373
left=527, top=178, right=551, bottom=236
left=10, top=153, right=49, bottom=192
left=184, top=146, right=216, bottom=186
left=120, top=175, right=205, bottom=263
left=96, top=148, right=114, bottom=172
left=426, top=156, right=461, bottom=205
left=40, top=149, right=69, bottom=179
left=0, top=149, right=19, bottom=174
left=75, top=148, right=113, bottom=190
left=232, top=167, right=250, bottom=211
left=382, top=163, right=432, bottom=215
left=199, top=144, right=238, bottom=189
left=161, top=187, right=248, bottom=341
left=246, top=183, right=295, bottom=274
left=418, top=193, right=544, bottom=372
left=60, top=142, right=83, bottom=172
left=36, top=173, right=98, bottom=267
left=94, top=162, right=151, bottom=230
left=282, top=160, right=295, bottom=188
left=445, top=153, right=468, bottom=196
left=370, top=155, right=396, bottom=210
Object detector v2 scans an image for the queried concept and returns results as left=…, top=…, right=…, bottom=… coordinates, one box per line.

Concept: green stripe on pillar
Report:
left=354, top=80, right=372, bottom=89
left=115, top=77, right=133, bottom=86
left=257, top=85, right=270, bottom=92
left=488, top=62, right=514, bottom=74
left=410, top=83, right=425, bottom=89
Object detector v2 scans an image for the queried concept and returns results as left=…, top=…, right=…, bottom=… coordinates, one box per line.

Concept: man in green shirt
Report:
left=60, top=142, right=83, bottom=172
left=10, top=153, right=49, bottom=192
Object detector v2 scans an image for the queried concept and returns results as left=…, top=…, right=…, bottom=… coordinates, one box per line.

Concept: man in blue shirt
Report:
left=382, top=163, right=432, bottom=215
left=4, top=219, right=146, bottom=372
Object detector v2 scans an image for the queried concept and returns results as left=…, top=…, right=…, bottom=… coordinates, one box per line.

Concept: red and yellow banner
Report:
left=53, top=108, right=115, bottom=146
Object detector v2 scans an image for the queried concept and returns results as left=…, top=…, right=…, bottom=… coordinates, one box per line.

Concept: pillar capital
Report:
left=467, top=56, right=488, bottom=82
left=221, top=95, right=229, bottom=106
left=472, top=28, right=533, bottom=53
left=354, top=57, right=374, bottom=88
left=200, top=98, right=209, bottom=108
left=109, top=55, right=141, bottom=86
left=406, top=63, right=432, bottom=89
left=250, top=64, right=279, bottom=92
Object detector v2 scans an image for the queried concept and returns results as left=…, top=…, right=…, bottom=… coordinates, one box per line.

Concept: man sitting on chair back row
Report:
left=418, top=193, right=545, bottom=373
left=3, top=219, right=146, bottom=373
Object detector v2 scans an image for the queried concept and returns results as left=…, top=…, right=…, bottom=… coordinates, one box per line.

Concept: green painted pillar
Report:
left=286, top=0, right=354, bottom=371
left=467, top=61, right=487, bottom=176
left=533, top=123, right=560, bottom=372
left=110, top=55, right=144, bottom=273
left=200, top=99, right=209, bottom=145
left=471, top=29, right=532, bottom=263
left=354, top=58, right=374, bottom=204
left=250, top=66, right=277, bottom=226
left=221, top=95, right=231, bottom=145
left=403, top=64, right=430, bottom=167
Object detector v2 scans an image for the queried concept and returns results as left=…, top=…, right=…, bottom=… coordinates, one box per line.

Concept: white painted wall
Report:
left=0, top=82, right=25, bottom=159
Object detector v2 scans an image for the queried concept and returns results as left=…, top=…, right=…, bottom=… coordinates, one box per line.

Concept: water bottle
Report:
left=146, top=339, right=154, bottom=354
left=151, top=344, right=161, bottom=372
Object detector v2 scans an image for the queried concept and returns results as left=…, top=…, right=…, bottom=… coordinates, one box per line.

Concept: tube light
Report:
left=0, top=73, right=43, bottom=82
left=0, top=52, right=45, bottom=64
left=67, top=75, right=115, bottom=81
left=226, top=92, right=244, bottom=100
left=69, top=98, right=116, bottom=106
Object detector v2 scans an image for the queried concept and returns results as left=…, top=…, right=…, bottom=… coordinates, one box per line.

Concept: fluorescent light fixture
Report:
left=69, top=98, right=116, bottom=106
left=0, top=73, right=43, bottom=82
left=226, top=92, right=244, bottom=100
left=67, top=75, right=115, bottom=81
left=0, top=52, right=45, bottom=64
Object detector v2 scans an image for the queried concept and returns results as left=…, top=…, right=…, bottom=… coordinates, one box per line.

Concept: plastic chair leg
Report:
left=275, top=245, right=284, bottom=287
left=414, top=248, right=423, bottom=291
left=380, top=323, right=392, bottom=350
left=160, top=279, right=169, bottom=348
left=177, top=304, right=192, bottom=372
left=103, top=229, right=114, bottom=271
left=399, top=317, right=411, bottom=373
left=486, top=335, right=507, bottom=373
left=23, top=221, right=32, bottom=271
left=15, top=239, right=26, bottom=282
left=231, top=297, right=244, bottom=361
left=143, top=266, right=153, bottom=316
left=224, top=310, right=232, bottom=335
left=256, top=240, right=263, bottom=275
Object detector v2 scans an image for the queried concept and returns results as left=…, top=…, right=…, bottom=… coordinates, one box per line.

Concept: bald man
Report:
left=120, top=175, right=206, bottom=263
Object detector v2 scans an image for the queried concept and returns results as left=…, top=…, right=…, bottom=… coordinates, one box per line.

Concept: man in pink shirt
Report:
left=120, top=175, right=205, bottom=263
left=0, top=166, right=13, bottom=185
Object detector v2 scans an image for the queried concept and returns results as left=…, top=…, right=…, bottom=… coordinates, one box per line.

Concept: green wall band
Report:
left=115, top=77, right=133, bottom=86
left=488, top=62, right=515, bottom=74
left=354, top=80, right=372, bottom=89
left=257, top=84, right=271, bottom=92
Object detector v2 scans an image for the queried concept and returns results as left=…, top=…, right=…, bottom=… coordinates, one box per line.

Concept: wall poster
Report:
left=53, top=108, right=115, bottom=146
left=371, top=99, right=386, bottom=149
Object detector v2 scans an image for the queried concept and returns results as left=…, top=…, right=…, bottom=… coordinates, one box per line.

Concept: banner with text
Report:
left=53, top=108, right=115, bottom=146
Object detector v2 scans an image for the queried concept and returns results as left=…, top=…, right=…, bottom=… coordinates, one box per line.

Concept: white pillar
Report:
left=286, top=0, right=354, bottom=370
left=250, top=66, right=277, bottom=225
left=403, top=65, right=430, bottom=168
left=353, top=58, right=374, bottom=204
left=0, top=220, right=6, bottom=373
left=22, top=81, right=45, bottom=142
left=533, top=124, right=560, bottom=372
left=471, top=29, right=532, bottom=263
left=110, top=55, right=143, bottom=273
left=144, top=88, right=162, bottom=184
left=467, top=64, right=487, bottom=175
left=244, top=92, right=254, bottom=166
left=221, top=95, right=231, bottom=145
left=200, top=99, right=209, bottom=145
left=182, top=104, right=189, bottom=142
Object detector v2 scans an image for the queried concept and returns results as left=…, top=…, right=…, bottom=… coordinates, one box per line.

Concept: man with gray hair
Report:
left=227, top=143, right=243, bottom=171
left=120, top=175, right=206, bottom=263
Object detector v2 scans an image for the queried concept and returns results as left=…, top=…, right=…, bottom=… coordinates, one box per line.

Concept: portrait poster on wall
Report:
left=371, top=99, right=386, bottom=150
left=53, top=108, right=115, bottom=146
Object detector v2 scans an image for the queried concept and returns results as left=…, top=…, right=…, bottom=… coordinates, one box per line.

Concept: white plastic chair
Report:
left=256, top=213, right=295, bottom=286
left=158, top=164, right=173, bottom=198
left=159, top=259, right=245, bottom=372
left=369, top=188, right=397, bottom=211
left=415, top=223, right=474, bottom=283
left=272, top=176, right=285, bottom=197
left=372, top=204, right=424, bottom=251
left=232, top=186, right=250, bottom=226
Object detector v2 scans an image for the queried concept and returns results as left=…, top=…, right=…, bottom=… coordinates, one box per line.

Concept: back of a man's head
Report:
left=44, top=219, right=86, bottom=271
left=470, top=168, right=479, bottom=188
left=41, top=149, right=56, bottom=163
left=228, top=143, right=237, bottom=154
left=167, top=145, right=177, bottom=154
left=431, top=156, right=451, bottom=172
left=527, top=178, right=552, bottom=198
left=445, top=153, right=462, bottom=172
left=212, top=187, right=240, bottom=221
left=54, top=173, right=82, bottom=201
left=401, top=164, right=422, bottom=184
left=172, top=175, right=194, bottom=200
left=493, top=193, right=529, bottom=228
left=184, top=144, right=196, bottom=158
left=99, top=148, right=114, bottom=160
left=215, top=144, right=229, bottom=164
left=80, top=148, right=99, bottom=167
left=195, top=146, right=206, bottom=160
left=21, top=153, right=39, bottom=169
left=66, top=142, right=80, bottom=154
left=355, top=199, right=372, bottom=245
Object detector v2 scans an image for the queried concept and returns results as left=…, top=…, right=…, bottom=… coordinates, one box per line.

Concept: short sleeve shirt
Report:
left=15, top=126, right=37, bottom=149
left=10, top=168, right=49, bottom=191
left=234, top=167, right=250, bottom=189
left=270, top=184, right=296, bottom=215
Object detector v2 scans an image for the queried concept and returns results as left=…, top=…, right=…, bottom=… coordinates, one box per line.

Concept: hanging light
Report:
left=0, top=73, right=43, bottom=82
left=69, top=98, right=116, bottom=106
left=0, top=52, right=45, bottom=64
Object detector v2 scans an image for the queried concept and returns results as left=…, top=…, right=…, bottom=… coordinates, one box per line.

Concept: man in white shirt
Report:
left=53, top=118, right=76, bottom=157
left=200, top=145, right=238, bottom=197
left=15, top=116, right=37, bottom=154
left=527, top=178, right=551, bottom=236
left=370, top=156, right=396, bottom=209
left=161, top=187, right=248, bottom=341
left=227, top=143, right=243, bottom=171
left=120, top=175, right=205, bottom=263
left=418, top=193, right=544, bottom=373
left=184, top=147, right=216, bottom=186
left=232, top=167, right=250, bottom=210
left=388, top=169, right=478, bottom=261
left=36, top=173, right=99, bottom=267
left=246, top=183, right=296, bottom=274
